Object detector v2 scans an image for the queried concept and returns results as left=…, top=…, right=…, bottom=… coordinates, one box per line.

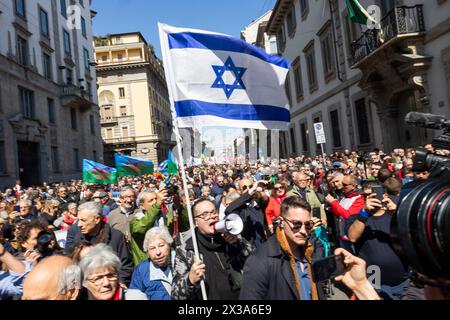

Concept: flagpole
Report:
left=158, top=23, right=207, bottom=300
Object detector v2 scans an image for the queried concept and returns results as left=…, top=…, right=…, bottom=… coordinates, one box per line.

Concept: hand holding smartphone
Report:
left=311, top=254, right=346, bottom=283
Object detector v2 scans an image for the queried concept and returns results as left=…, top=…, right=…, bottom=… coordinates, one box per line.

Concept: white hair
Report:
left=68, top=202, right=77, bottom=210
left=79, top=244, right=120, bottom=283
left=143, top=226, right=173, bottom=252
left=78, top=201, right=102, bottom=218
left=137, top=190, right=157, bottom=206
left=19, top=199, right=32, bottom=207
left=58, top=265, right=82, bottom=294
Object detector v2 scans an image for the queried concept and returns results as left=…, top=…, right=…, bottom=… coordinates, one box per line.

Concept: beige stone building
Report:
left=0, top=0, right=103, bottom=189
left=94, top=32, right=173, bottom=166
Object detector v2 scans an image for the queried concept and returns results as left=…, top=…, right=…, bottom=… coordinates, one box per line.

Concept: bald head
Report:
left=23, top=255, right=81, bottom=300
left=239, top=178, right=253, bottom=194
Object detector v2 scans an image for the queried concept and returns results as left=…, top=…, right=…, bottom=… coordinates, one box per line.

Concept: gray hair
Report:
left=49, top=199, right=60, bottom=206
left=143, top=226, right=173, bottom=252
left=78, top=201, right=102, bottom=218
left=225, top=192, right=240, bottom=204
left=137, top=190, right=157, bottom=206
left=58, top=265, right=82, bottom=294
left=19, top=199, right=32, bottom=207
left=120, top=186, right=135, bottom=197
left=68, top=202, right=77, bottom=210
left=79, top=244, right=120, bottom=283
left=331, top=172, right=345, bottom=179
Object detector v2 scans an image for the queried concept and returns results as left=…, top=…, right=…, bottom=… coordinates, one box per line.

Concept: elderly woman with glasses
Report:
left=129, top=226, right=175, bottom=300
left=79, top=244, right=147, bottom=300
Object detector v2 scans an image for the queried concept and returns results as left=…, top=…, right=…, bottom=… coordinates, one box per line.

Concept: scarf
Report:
left=275, top=194, right=287, bottom=205
left=276, top=228, right=318, bottom=300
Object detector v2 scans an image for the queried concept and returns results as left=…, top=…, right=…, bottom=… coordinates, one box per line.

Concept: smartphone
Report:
left=371, top=185, right=385, bottom=201
left=312, top=207, right=322, bottom=219
left=311, top=255, right=346, bottom=283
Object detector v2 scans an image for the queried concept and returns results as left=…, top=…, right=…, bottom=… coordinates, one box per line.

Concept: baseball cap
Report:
left=93, top=191, right=108, bottom=199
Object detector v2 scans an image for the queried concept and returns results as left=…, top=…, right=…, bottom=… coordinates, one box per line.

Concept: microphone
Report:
left=213, top=214, right=244, bottom=236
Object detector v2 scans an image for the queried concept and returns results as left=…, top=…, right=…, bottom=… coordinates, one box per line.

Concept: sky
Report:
left=92, top=0, right=277, bottom=58
left=91, top=0, right=278, bottom=153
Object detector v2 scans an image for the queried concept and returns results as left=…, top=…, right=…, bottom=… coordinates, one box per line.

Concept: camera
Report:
left=390, top=112, right=450, bottom=284
left=36, top=231, right=55, bottom=258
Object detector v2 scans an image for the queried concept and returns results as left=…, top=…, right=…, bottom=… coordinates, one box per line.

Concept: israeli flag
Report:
left=158, top=23, right=291, bottom=131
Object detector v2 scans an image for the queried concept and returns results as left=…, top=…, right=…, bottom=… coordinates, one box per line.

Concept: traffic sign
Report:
left=314, top=122, right=326, bottom=144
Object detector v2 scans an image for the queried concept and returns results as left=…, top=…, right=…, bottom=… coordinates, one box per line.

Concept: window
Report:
left=380, top=0, right=396, bottom=17
left=102, top=56, right=107, bottom=62
left=81, top=17, right=87, bottom=38
left=320, top=27, right=336, bottom=80
left=66, top=68, right=73, bottom=84
left=86, top=81, right=91, bottom=97
left=300, top=122, right=309, bottom=152
left=84, top=48, right=90, bottom=70
left=118, top=53, right=123, bottom=60
left=330, top=110, right=342, bottom=148
left=286, top=7, right=296, bottom=37
left=19, top=87, right=34, bottom=118
left=60, top=0, right=67, bottom=17
left=51, top=147, right=60, bottom=172
left=93, top=150, right=97, bottom=162
left=120, top=106, right=127, bottom=116
left=17, top=36, right=28, bottom=66
left=344, top=11, right=362, bottom=63
left=354, top=98, right=371, bottom=144
left=285, top=74, right=292, bottom=106
left=290, top=127, right=297, bottom=154
left=39, top=8, right=49, bottom=37
left=304, top=41, right=318, bottom=92
left=299, top=0, right=309, bottom=18
left=103, top=107, right=112, bottom=120
left=106, top=128, right=113, bottom=139
left=63, top=30, right=71, bottom=55
left=119, top=87, right=125, bottom=98
left=0, top=141, right=6, bottom=174
left=122, top=127, right=129, bottom=138
left=15, top=0, right=26, bottom=18
left=277, top=25, right=286, bottom=53
left=89, top=114, right=95, bottom=135
left=73, top=148, right=80, bottom=170
left=70, top=107, right=77, bottom=130
left=292, top=59, right=303, bottom=100
left=43, top=52, right=52, bottom=80
left=48, top=98, right=55, bottom=124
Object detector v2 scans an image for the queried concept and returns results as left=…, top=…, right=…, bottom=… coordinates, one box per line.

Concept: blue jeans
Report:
left=377, top=279, right=409, bottom=300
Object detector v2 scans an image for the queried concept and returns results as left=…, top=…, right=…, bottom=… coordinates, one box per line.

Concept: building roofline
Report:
left=266, top=0, right=294, bottom=35
left=97, top=32, right=149, bottom=45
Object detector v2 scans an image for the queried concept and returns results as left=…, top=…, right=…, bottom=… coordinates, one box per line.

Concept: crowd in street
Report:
left=0, top=144, right=448, bottom=300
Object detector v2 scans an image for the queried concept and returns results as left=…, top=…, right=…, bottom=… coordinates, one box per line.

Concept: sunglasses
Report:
left=242, top=185, right=253, bottom=191
left=283, top=217, right=314, bottom=232
left=274, top=186, right=284, bottom=191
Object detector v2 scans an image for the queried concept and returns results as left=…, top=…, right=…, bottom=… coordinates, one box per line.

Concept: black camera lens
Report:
left=391, top=178, right=450, bottom=281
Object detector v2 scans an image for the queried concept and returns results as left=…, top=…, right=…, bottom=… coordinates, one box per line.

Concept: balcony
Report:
left=60, top=85, right=93, bottom=111
left=104, top=137, right=136, bottom=146
left=351, top=5, right=425, bottom=66
left=100, top=117, right=118, bottom=125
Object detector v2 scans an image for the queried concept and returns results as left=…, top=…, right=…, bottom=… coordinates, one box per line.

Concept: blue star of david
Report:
left=211, top=56, right=247, bottom=99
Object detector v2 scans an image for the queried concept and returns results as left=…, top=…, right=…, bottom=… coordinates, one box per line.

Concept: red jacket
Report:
left=330, top=192, right=365, bottom=219
left=265, top=195, right=286, bottom=226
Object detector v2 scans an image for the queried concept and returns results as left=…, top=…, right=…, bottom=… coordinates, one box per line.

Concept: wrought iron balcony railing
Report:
left=351, top=5, right=425, bottom=65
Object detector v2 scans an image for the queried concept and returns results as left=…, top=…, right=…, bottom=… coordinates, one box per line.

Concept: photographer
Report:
left=347, top=190, right=409, bottom=300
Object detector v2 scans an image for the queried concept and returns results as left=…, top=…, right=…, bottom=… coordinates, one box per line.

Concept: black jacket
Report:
left=65, top=222, right=133, bottom=285
left=225, top=193, right=266, bottom=248
left=239, top=233, right=324, bottom=300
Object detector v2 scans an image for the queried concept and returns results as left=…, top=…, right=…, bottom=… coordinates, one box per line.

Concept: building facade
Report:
left=0, top=0, right=103, bottom=189
left=267, top=0, right=450, bottom=157
left=94, top=32, right=173, bottom=166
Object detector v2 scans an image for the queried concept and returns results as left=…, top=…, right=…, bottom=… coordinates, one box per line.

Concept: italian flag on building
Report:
left=346, top=0, right=377, bottom=25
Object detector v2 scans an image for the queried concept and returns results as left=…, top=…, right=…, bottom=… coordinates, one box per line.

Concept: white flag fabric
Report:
left=158, top=23, right=291, bottom=131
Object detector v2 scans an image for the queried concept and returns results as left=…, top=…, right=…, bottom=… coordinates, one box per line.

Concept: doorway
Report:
left=18, top=141, right=40, bottom=187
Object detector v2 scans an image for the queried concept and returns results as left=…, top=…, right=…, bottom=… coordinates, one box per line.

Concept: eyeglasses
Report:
left=283, top=217, right=314, bottom=232
left=87, top=272, right=118, bottom=286
left=195, top=209, right=218, bottom=220
left=274, top=186, right=284, bottom=191
left=242, top=185, right=253, bottom=191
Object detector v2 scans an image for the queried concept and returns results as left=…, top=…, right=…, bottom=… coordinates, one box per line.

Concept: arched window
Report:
left=99, top=90, right=115, bottom=120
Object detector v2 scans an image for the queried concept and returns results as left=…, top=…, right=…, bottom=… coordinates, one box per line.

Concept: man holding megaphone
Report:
left=171, top=198, right=252, bottom=300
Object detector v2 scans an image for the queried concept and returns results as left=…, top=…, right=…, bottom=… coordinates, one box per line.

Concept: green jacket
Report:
left=286, top=186, right=326, bottom=222
left=129, top=203, right=190, bottom=266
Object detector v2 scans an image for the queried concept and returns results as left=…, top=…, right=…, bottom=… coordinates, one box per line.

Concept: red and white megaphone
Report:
left=213, top=214, right=244, bottom=236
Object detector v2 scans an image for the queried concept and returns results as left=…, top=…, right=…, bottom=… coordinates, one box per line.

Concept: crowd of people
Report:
left=0, top=145, right=448, bottom=300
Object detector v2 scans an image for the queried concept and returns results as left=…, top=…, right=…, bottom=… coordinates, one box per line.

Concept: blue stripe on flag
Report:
left=174, top=100, right=290, bottom=122
left=168, top=32, right=290, bottom=69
